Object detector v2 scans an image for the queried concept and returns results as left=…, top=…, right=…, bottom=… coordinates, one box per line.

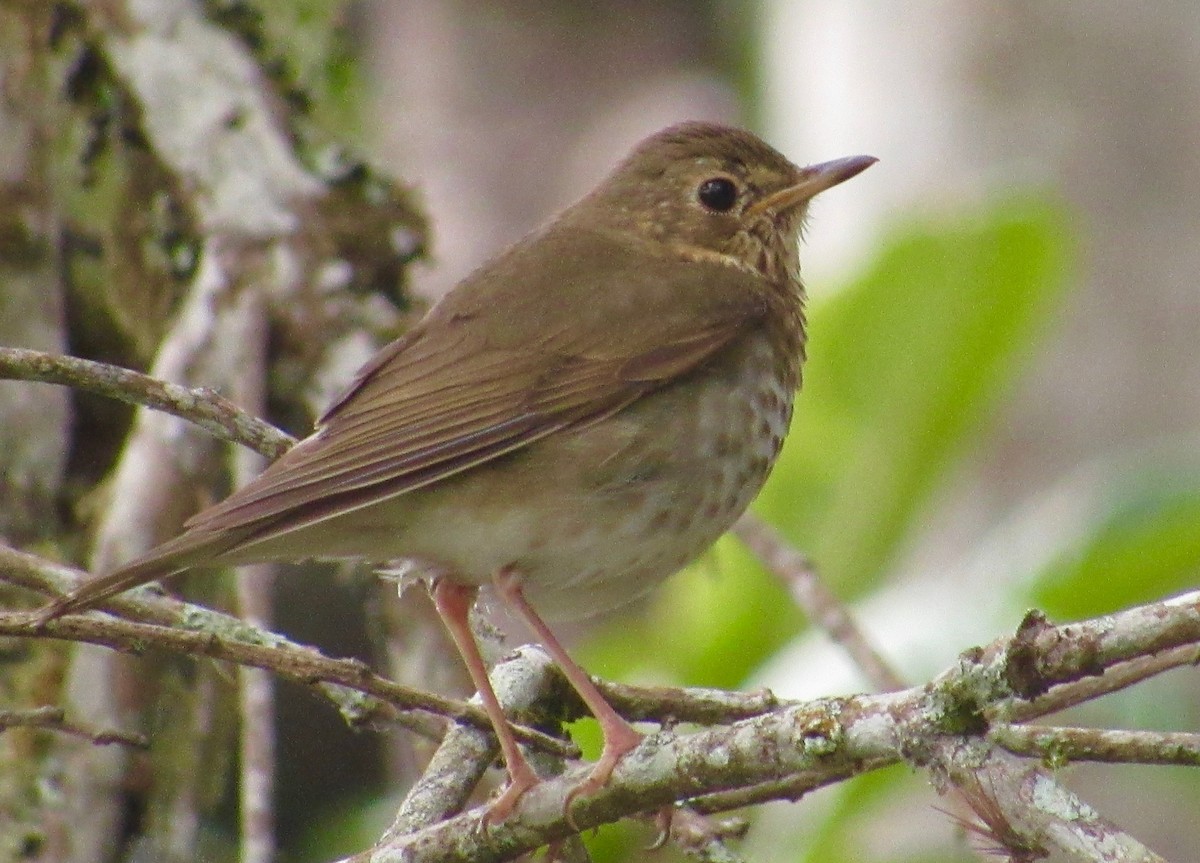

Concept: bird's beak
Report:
left=749, top=154, right=878, bottom=217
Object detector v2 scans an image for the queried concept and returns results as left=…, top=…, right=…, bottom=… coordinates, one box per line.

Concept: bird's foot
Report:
left=482, top=758, right=541, bottom=826
left=563, top=721, right=643, bottom=829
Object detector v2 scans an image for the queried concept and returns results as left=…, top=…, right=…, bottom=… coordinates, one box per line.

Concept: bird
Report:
left=44, top=122, right=875, bottom=822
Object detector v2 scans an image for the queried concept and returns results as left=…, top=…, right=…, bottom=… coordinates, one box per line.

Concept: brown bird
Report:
left=46, top=122, right=874, bottom=822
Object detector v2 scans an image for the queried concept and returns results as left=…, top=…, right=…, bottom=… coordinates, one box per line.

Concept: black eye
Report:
left=697, top=177, right=738, bottom=212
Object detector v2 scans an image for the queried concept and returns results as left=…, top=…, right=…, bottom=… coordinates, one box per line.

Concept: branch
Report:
left=1001, top=601, right=1200, bottom=698
left=345, top=695, right=898, bottom=863
left=940, top=746, right=1165, bottom=863
left=5, top=484, right=1196, bottom=863
left=733, top=514, right=905, bottom=692
left=0, top=346, right=294, bottom=460
left=342, top=588, right=1200, bottom=861
left=597, top=679, right=783, bottom=726
left=1001, top=642, right=1200, bottom=723
left=0, top=706, right=148, bottom=748
left=382, top=646, right=563, bottom=838
left=738, top=513, right=1195, bottom=860
left=991, top=724, right=1200, bottom=768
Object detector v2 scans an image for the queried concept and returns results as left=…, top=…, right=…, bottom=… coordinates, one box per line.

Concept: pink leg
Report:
left=493, top=567, right=643, bottom=812
left=431, top=578, right=540, bottom=823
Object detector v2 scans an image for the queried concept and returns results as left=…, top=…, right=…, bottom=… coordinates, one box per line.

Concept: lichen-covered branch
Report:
left=0, top=346, right=294, bottom=459
left=991, top=724, right=1200, bottom=768
left=739, top=509, right=1195, bottom=863
left=339, top=587, right=1200, bottom=861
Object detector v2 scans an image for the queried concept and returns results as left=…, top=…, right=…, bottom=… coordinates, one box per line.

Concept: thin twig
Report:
left=0, top=346, right=294, bottom=460
left=1, top=609, right=467, bottom=726
left=685, top=760, right=888, bottom=813
left=597, top=680, right=782, bottom=726
left=990, top=724, right=1200, bottom=767
left=0, top=706, right=148, bottom=748
left=733, top=513, right=905, bottom=691
left=1000, top=642, right=1200, bottom=723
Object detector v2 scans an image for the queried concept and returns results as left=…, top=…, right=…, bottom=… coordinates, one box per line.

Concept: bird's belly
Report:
left=304, top=336, right=795, bottom=621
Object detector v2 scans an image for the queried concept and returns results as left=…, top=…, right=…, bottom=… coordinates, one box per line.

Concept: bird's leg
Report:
left=492, top=566, right=643, bottom=814
left=430, top=578, right=540, bottom=824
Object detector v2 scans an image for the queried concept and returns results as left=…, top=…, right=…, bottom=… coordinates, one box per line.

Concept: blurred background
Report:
left=342, top=2, right=1200, bottom=861
left=3, top=1, right=1196, bottom=861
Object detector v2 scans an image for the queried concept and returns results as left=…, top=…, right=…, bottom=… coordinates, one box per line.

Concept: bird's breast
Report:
left=495, top=328, right=798, bottom=619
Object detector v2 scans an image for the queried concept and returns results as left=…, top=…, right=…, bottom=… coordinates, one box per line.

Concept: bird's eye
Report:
left=696, top=177, right=738, bottom=212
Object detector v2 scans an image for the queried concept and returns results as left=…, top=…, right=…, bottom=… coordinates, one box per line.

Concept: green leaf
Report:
left=1032, top=464, right=1200, bottom=617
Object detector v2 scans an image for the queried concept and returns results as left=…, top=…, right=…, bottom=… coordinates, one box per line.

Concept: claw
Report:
left=646, top=805, right=675, bottom=849
left=561, top=722, right=643, bottom=830
left=482, top=767, right=540, bottom=826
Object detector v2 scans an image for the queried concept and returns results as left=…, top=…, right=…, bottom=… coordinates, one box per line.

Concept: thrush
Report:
left=46, top=122, right=875, bottom=822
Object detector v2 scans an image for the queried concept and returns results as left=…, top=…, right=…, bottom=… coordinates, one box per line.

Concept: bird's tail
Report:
left=40, top=531, right=235, bottom=621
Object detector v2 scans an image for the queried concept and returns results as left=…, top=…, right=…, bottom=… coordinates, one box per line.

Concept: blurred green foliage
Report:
left=1033, top=465, right=1200, bottom=617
